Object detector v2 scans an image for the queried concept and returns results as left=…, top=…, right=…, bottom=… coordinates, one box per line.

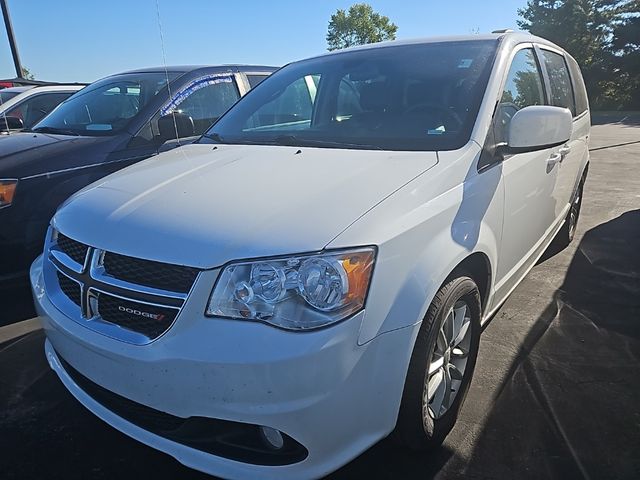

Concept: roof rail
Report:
left=492, top=29, right=514, bottom=34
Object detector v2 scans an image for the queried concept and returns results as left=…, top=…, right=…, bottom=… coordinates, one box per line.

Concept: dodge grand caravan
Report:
left=32, top=32, right=589, bottom=479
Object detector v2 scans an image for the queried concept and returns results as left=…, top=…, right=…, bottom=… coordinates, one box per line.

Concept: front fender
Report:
left=358, top=216, right=500, bottom=346
left=328, top=145, right=503, bottom=345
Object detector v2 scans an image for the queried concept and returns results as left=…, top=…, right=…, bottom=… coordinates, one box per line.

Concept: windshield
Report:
left=0, top=90, right=19, bottom=104
left=32, top=72, right=180, bottom=136
left=203, top=41, right=497, bottom=151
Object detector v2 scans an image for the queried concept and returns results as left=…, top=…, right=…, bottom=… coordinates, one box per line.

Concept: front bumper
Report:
left=32, top=255, right=419, bottom=479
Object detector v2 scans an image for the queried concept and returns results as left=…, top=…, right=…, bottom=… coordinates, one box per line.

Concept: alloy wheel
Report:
left=423, top=300, right=472, bottom=420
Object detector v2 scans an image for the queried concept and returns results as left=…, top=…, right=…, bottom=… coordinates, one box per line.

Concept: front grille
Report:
left=56, top=351, right=308, bottom=466
left=57, top=233, right=88, bottom=265
left=97, top=293, right=177, bottom=339
left=103, top=252, right=199, bottom=294
left=48, top=230, right=201, bottom=343
left=57, top=271, right=81, bottom=306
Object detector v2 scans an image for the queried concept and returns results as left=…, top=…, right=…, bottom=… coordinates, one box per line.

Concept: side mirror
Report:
left=0, top=116, right=24, bottom=131
left=158, top=112, right=195, bottom=141
left=507, top=105, right=572, bottom=153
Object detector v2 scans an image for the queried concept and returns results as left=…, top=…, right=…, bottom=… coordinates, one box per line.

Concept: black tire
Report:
left=554, top=177, right=585, bottom=249
left=394, top=275, right=481, bottom=450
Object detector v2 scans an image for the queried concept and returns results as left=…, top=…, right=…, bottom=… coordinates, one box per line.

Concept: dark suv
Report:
left=0, top=65, right=276, bottom=284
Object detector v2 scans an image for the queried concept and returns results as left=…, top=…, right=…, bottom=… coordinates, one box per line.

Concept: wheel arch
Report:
left=449, top=251, right=492, bottom=315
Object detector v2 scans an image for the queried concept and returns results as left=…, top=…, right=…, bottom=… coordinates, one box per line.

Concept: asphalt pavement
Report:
left=1, top=118, right=638, bottom=479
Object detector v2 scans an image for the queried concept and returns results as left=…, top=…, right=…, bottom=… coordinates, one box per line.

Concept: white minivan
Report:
left=32, top=32, right=589, bottom=480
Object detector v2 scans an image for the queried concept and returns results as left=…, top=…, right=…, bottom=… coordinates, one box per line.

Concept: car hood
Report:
left=0, top=131, right=63, bottom=158
left=0, top=132, right=117, bottom=178
left=54, top=143, right=439, bottom=269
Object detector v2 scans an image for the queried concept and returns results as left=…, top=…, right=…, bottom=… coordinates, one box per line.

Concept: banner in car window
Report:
left=161, top=75, right=234, bottom=116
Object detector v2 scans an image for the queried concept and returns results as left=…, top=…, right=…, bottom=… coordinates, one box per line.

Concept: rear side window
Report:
left=247, top=74, right=270, bottom=88
left=6, top=92, right=73, bottom=129
left=541, top=50, right=576, bottom=116
left=566, top=55, right=588, bottom=115
left=495, top=48, right=545, bottom=143
left=0, top=90, right=19, bottom=103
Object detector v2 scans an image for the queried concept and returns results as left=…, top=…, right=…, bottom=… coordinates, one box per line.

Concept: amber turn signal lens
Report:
left=0, top=180, right=18, bottom=207
left=342, top=251, right=375, bottom=303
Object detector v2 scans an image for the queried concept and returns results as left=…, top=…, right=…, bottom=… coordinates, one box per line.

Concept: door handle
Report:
left=558, top=145, right=571, bottom=160
left=547, top=153, right=562, bottom=169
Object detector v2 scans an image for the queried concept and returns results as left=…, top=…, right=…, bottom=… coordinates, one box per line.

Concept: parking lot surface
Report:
left=1, top=119, right=639, bottom=479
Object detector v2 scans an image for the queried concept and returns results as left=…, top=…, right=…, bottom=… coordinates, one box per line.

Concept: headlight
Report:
left=0, top=179, right=17, bottom=208
left=206, top=247, right=376, bottom=330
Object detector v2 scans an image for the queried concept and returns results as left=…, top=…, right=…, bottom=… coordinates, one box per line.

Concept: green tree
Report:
left=21, top=67, right=35, bottom=80
left=611, top=3, right=640, bottom=108
left=326, top=3, right=398, bottom=51
left=518, top=0, right=639, bottom=109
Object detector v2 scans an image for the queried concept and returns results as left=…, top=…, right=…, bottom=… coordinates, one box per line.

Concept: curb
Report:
left=0, top=317, right=42, bottom=344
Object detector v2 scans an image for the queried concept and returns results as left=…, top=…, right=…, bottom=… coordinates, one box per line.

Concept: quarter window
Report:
left=541, top=50, right=576, bottom=115
left=247, top=74, right=270, bottom=88
left=566, top=55, right=588, bottom=115
left=495, top=48, right=545, bottom=142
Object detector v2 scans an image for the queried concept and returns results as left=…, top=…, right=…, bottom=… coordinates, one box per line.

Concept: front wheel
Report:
left=394, top=275, right=481, bottom=450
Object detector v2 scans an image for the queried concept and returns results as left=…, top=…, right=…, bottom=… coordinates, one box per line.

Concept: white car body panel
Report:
left=330, top=142, right=504, bottom=344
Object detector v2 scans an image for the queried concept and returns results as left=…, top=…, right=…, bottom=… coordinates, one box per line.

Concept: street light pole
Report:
left=0, top=0, right=23, bottom=78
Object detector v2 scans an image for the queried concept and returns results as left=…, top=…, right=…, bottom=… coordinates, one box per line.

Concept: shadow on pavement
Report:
left=0, top=282, right=36, bottom=328
left=455, top=209, right=640, bottom=479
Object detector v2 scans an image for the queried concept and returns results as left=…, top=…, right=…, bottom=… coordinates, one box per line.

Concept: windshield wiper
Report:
left=31, top=126, right=80, bottom=136
left=272, top=134, right=382, bottom=150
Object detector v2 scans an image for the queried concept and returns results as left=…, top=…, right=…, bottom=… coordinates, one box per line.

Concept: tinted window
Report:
left=33, top=72, right=180, bottom=136
left=6, top=92, right=73, bottom=128
left=541, top=50, right=575, bottom=115
left=336, top=77, right=364, bottom=118
left=247, top=74, right=270, bottom=88
left=496, top=48, right=545, bottom=142
left=162, top=76, right=240, bottom=135
left=566, top=55, right=588, bottom=115
left=202, top=41, right=498, bottom=151
left=0, top=91, right=19, bottom=104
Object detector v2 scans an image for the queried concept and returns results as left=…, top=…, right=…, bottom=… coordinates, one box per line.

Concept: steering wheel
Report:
left=404, top=103, right=463, bottom=130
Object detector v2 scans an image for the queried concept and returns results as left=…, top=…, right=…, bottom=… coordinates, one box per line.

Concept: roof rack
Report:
left=491, top=29, right=514, bottom=34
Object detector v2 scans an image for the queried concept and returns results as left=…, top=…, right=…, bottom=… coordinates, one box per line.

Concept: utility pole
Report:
left=0, top=0, right=23, bottom=78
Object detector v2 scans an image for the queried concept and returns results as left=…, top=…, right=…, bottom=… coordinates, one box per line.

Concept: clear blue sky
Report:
left=0, top=0, right=528, bottom=83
